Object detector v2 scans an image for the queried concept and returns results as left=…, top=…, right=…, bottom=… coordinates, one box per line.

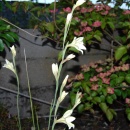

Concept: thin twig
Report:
left=103, top=30, right=122, bottom=46
left=0, top=17, right=57, bottom=42
left=53, top=0, right=62, bottom=32
left=111, top=40, right=114, bottom=67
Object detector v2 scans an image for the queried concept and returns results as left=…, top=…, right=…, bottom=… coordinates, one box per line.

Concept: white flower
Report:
left=73, top=92, right=82, bottom=109
left=66, top=13, right=72, bottom=26
left=52, top=63, right=58, bottom=80
left=67, top=37, right=86, bottom=54
left=3, top=59, right=15, bottom=74
left=74, top=0, right=86, bottom=9
left=61, top=75, right=69, bottom=89
left=58, top=91, right=68, bottom=103
left=55, top=109, right=75, bottom=129
left=10, top=45, right=16, bottom=57
left=62, top=54, right=75, bottom=63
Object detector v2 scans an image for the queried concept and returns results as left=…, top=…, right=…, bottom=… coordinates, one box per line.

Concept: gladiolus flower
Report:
left=52, top=63, right=58, bottom=80
left=58, top=91, right=68, bottom=103
left=10, top=45, right=16, bottom=57
left=55, top=109, right=75, bottom=129
left=3, top=59, right=15, bottom=74
left=67, top=37, right=86, bottom=54
left=55, top=92, right=82, bottom=129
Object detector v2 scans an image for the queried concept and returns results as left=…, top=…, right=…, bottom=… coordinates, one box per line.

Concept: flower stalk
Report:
left=3, top=46, right=22, bottom=130
left=48, top=1, right=86, bottom=130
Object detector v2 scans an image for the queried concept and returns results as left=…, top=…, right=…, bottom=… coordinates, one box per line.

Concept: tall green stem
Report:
left=13, top=57, right=21, bottom=130
left=51, top=47, right=68, bottom=130
left=48, top=4, right=76, bottom=130
left=24, top=50, right=36, bottom=129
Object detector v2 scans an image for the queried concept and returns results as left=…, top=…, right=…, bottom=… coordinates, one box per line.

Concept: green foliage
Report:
left=3, top=0, right=129, bottom=61
left=0, top=20, right=19, bottom=51
left=2, top=0, right=130, bottom=125
left=115, top=46, right=127, bottom=61
left=69, top=59, right=130, bottom=121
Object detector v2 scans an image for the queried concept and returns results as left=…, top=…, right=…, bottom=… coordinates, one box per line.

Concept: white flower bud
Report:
left=10, top=45, right=16, bottom=57
left=52, top=63, right=58, bottom=80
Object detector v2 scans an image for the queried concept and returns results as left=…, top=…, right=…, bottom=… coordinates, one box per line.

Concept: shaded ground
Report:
left=40, top=110, right=130, bottom=130
left=1, top=104, right=130, bottom=130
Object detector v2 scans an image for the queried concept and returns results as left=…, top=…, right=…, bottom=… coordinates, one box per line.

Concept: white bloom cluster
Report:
left=55, top=92, right=82, bottom=129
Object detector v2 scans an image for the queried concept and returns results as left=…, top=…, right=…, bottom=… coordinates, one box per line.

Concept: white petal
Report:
left=68, top=37, right=86, bottom=54
left=76, top=37, right=84, bottom=42
left=61, top=75, right=69, bottom=89
left=10, top=45, right=16, bottom=57
left=73, top=92, right=82, bottom=109
left=3, top=59, right=15, bottom=73
left=63, top=109, right=73, bottom=118
left=58, top=91, right=68, bottom=103
left=67, top=122, right=75, bottom=129
left=75, top=0, right=86, bottom=7
left=66, top=54, right=75, bottom=60
left=66, top=13, right=72, bottom=25
left=66, top=116, right=76, bottom=123
left=66, top=117, right=76, bottom=129
left=52, top=63, right=58, bottom=80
